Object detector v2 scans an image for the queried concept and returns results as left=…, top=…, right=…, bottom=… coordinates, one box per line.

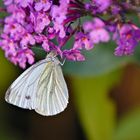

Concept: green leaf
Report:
left=132, top=44, right=140, bottom=64
left=113, top=107, right=140, bottom=140
left=32, top=47, right=47, bottom=60
left=70, top=69, right=122, bottom=140
left=0, top=1, right=8, bottom=18
left=0, top=50, right=20, bottom=94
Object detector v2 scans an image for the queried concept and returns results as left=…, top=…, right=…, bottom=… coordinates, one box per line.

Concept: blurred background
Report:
left=1, top=0, right=140, bottom=138
left=1, top=40, right=140, bottom=140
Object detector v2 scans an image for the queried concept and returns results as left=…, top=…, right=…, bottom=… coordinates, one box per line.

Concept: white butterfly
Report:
left=5, top=51, right=69, bottom=116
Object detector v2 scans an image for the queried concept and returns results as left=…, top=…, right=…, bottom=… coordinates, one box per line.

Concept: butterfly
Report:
left=5, top=51, right=69, bottom=116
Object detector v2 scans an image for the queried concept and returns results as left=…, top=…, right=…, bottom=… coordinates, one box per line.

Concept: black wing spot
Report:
left=25, top=96, right=31, bottom=100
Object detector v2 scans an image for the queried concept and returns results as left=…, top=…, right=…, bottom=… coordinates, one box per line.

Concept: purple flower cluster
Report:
left=0, top=0, right=140, bottom=68
left=114, top=24, right=140, bottom=56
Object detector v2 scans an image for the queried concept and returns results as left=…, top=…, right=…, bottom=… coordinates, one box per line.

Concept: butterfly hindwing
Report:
left=35, top=62, right=69, bottom=116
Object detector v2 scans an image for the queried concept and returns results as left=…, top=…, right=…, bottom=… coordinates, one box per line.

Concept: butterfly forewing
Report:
left=5, top=60, right=47, bottom=109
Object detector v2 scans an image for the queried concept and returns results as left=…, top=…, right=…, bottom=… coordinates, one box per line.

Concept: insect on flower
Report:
left=5, top=51, right=69, bottom=116
left=1, top=0, right=140, bottom=116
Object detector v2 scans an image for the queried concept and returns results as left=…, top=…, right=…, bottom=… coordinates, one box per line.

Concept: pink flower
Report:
left=14, top=0, right=33, bottom=8
left=35, top=0, right=52, bottom=11
left=31, top=12, right=50, bottom=33
left=83, top=18, right=110, bottom=44
left=2, top=0, right=140, bottom=68
left=73, top=32, right=93, bottom=50
left=16, top=49, right=34, bottom=68
left=34, top=34, right=50, bottom=52
left=50, top=0, right=70, bottom=38
left=114, top=24, right=140, bottom=56
left=4, top=0, right=13, bottom=5
left=92, top=0, right=112, bottom=12
left=63, top=49, right=85, bottom=61
left=20, top=33, right=35, bottom=47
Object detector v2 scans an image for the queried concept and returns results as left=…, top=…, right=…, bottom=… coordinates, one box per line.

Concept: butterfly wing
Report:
left=35, top=62, right=69, bottom=116
left=5, top=60, right=47, bottom=110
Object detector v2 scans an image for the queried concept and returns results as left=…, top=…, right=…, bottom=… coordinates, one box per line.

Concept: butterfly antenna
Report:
left=60, top=58, right=66, bottom=66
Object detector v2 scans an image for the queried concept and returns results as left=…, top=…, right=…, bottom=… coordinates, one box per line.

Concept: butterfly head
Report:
left=46, top=51, right=60, bottom=64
